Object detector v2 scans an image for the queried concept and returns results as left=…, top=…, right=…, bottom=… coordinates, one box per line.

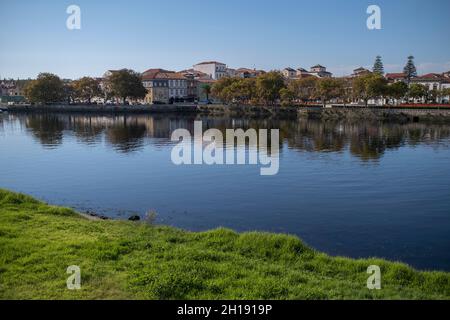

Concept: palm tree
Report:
left=202, top=84, right=211, bottom=101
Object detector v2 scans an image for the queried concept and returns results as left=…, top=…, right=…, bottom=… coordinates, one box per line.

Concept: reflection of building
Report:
left=193, top=61, right=227, bottom=80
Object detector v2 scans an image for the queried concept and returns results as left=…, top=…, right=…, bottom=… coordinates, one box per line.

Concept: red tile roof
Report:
left=416, top=73, right=442, bottom=80
left=385, top=73, right=406, bottom=79
left=142, top=68, right=187, bottom=80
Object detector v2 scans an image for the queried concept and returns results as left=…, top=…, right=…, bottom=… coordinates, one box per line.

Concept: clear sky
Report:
left=1, top=0, right=449, bottom=79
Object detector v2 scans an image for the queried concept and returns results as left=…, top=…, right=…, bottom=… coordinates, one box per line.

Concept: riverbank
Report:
left=0, top=189, right=449, bottom=299
left=3, top=103, right=450, bottom=122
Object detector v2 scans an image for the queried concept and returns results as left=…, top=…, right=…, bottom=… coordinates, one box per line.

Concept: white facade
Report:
left=309, top=65, right=332, bottom=78
left=411, top=74, right=450, bottom=103
left=226, top=68, right=236, bottom=78
left=193, top=61, right=227, bottom=80
left=282, top=68, right=296, bottom=79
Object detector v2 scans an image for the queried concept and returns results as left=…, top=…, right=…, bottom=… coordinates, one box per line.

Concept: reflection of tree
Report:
left=71, top=116, right=104, bottom=145
left=26, top=114, right=65, bottom=147
left=286, top=121, right=346, bottom=153
left=285, top=121, right=450, bottom=161
left=15, top=113, right=450, bottom=160
left=105, top=117, right=147, bottom=153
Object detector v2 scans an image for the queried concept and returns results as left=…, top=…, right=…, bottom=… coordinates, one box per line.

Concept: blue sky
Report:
left=1, top=0, right=449, bottom=79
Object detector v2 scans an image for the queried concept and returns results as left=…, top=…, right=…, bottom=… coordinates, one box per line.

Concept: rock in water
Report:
left=128, top=215, right=140, bottom=221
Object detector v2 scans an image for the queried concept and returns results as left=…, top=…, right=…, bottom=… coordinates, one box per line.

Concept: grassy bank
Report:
left=0, top=189, right=449, bottom=299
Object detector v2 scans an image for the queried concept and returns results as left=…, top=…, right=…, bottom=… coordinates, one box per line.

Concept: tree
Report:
left=386, top=81, right=408, bottom=105
left=291, top=77, right=319, bottom=103
left=408, top=83, right=428, bottom=102
left=72, top=77, right=101, bottom=104
left=201, top=84, right=211, bottom=101
left=280, top=87, right=296, bottom=106
left=403, top=56, right=417, bottom=83
left=255, top=71, right=286, bottom=105
left=105, top=69, right=146, bottom=104
left=373, top=55, right=384, bottom=75
left=23, top=73, right=65, bottom=104
left=229, top=78, right=256, bottom=104
left=211, top=77, right=238, bottom=103
left=440, top=88, right=450, bottom=103
left=352, top=73, right=388, bottom=106
left=63, top=82, right=76, bottom=104
left=315, top=78, right=345, bottom=107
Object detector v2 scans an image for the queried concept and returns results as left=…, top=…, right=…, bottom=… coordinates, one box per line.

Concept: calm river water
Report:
left=1, top=112, right=450, bottom=271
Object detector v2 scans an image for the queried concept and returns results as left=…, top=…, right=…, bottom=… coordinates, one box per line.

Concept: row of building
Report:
left=105, top=61, right=267, bottom=104
left=351, top=67, right=450, bottom=103
left=282, top=65, right=333, bottom=79
left=2, top=60, right=450, bottom=104
left=129, top=62, right=334, bottom=104
left=282, top=64, right=450, bottom=103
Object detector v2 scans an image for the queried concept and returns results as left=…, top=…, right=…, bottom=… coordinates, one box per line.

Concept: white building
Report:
left=410, top=73, right=450, bottom=103
left=309, top=65, right=332, bottom=78
left=226, top=68, right=236, bottom=78
left=282, top=67, right=296, bottom=79
left=193, top=61, right=227, bottom=80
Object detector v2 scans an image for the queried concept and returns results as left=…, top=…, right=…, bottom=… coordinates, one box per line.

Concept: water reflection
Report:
left=2, top=113, right=450, bottom=161
left=2, top=112, right=450, bottom=270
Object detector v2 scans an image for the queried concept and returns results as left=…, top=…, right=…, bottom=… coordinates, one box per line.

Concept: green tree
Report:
left=72, top=77, right=102, bottom=104
left=280, top=87, right=296, bottom=106
left=315, top=78, right=345, bottom=107
left=211, top=77, right=239, bottom=103
left=201, top=84, right=211, bottom=101
left=63, top=82, right=76, bottom=104
left=403, top=56, right=417, bottom=83
left=255, top=71, right=286, bottom=105
left=352, top=74, right=388, bottom=106
left=373, top=55, right=384, bottom=75
left=229, top=78, right=256, bottom=104
left=23, top=73, right=65, bottom=104
left=386, top=81, right=408, bottom=105
left=408, top=83, right=428, bottom=102
left=287, top=77, right=318, bottom=103
left=105, top=69, right=146, bottom=104
left=440, top=88, right=450, bottom=103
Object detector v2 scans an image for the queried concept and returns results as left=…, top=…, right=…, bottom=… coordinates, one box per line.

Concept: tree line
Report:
left=211, top=72, right=450, bottom=106
left=22, top=57, right=449, bottom=106
left=24, top=69, right=146, bottom=104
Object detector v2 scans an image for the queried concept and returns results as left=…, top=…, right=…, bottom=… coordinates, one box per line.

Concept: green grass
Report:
left=0, top=189, right=449, bottom=300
